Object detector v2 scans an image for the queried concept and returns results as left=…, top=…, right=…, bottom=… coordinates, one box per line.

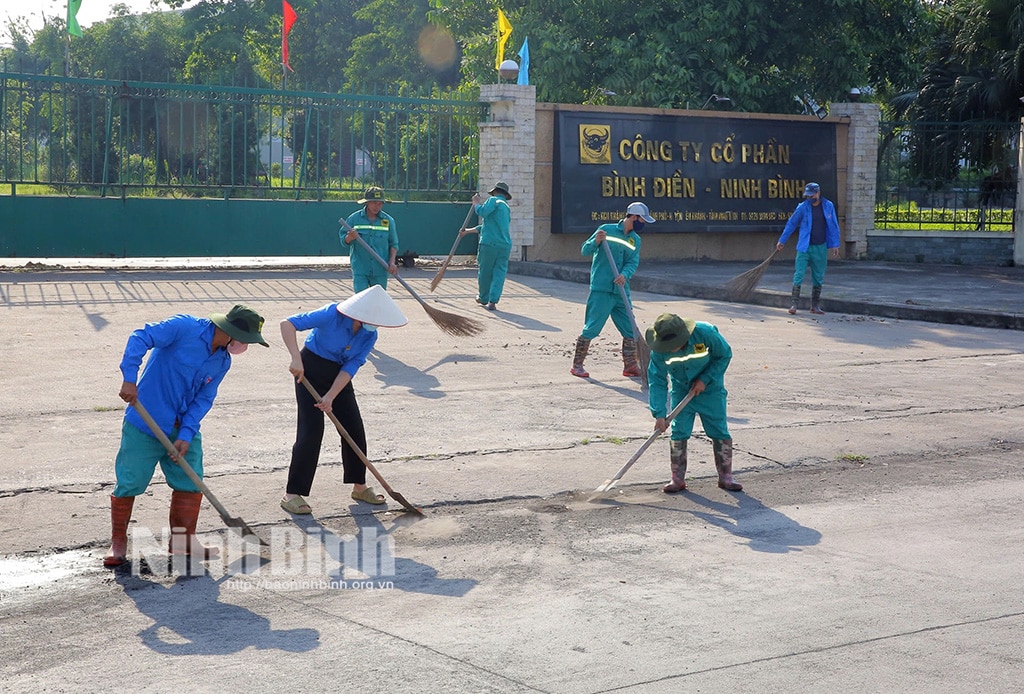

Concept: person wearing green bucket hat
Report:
left=342, top=186, right=400, bottom=293
left=645, top=312, right=743, bottom=493
left=459, top=181, right=513, bottom=310
left=103, top=304, right=268, bottom=567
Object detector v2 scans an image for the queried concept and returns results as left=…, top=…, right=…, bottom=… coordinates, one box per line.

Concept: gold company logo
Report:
left=579, top=124, right=611, bottom=164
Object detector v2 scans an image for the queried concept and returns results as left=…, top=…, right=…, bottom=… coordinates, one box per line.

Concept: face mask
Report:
left=632, top=219, right=645, bottom=232
left=227, top=340, right=248, bottom=355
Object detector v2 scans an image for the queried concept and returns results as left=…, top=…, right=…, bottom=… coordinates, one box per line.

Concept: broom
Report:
left=592, top=388, right=697, bottom=495
left=601, top=240, right=649, bottom=389
left=725, top=248, right=780, bottom=300
left=429, top=202, right=477, bottom=292
left=340, top=218, right=485, bottom=337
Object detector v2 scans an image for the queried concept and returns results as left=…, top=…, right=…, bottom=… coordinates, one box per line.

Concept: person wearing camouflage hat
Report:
left=342, top=186, right=400, bottom=292
left=103, top=304, right=269, bottom=568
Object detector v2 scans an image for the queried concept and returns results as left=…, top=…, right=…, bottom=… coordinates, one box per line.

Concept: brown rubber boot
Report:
left=168, top=490, right=220, bottom=559
left=570, top=336, right=591, bottom=378
left=788, top=285, right=801, bottom=314
left=622, top=337, right=641, bottom=377
left=713, top=439, right=743, bottom=491
left=104, top=495, right=135, bottom=567
left=662, top=439, right=688, bottom=493
left=810, top=286, right=825, bottom=315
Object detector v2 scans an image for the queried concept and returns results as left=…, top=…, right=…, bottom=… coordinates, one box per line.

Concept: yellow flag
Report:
left=496, top=9, right=513, bottom=70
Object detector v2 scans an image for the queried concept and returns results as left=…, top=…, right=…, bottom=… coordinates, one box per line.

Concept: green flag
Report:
left=67, top=0, right=83, bottom=38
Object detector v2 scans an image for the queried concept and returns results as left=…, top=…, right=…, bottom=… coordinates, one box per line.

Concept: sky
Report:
left=1, top=0, right=200, bottom=43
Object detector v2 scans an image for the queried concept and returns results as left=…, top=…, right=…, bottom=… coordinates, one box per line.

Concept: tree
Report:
left=429, top=0, right=931, bottom=113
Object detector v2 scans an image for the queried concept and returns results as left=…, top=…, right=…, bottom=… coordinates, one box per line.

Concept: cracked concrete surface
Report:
left=1, top=265, right=1022, bottom=692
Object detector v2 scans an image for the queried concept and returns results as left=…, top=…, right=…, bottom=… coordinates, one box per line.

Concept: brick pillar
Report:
left=830, top=102, right=880, bottom=259
left=478, top=84, right=536, bottom=260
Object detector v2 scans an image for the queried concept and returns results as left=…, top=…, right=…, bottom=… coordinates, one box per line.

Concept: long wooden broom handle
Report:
left=605, top=388, right=697, bottom=484
left=442, top=203, right=478, bottom=265
left=298, top=376, right=395, bottom=495
left=601, top=240, right=644, bottom=341
left=131, top=399, right=233, bottom=520
left=340, top=217, right=428, bottom=307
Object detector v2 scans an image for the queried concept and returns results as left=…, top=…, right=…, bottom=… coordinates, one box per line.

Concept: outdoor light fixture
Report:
left=701, top=94, right=731, bottom=110
left=498, top=59, right=519, bottom=82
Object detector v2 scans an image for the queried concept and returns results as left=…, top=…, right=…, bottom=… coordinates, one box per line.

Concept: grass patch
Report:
left=837, top=453, right=868, bottom=463
left=93, top=405, right=124, bottom=412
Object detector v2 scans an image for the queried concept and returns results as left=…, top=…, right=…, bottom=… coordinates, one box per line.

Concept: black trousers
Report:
left=286, top=348, right=368, bottom=495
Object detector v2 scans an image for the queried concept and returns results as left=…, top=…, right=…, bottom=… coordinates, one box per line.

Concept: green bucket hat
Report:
left=489, top=181, right=512, bottom=200
left=210, top=304, right=269, bottom=347
left=358, top=186, right=391, bottom=204
left=644, top=313, right=696, bottom=354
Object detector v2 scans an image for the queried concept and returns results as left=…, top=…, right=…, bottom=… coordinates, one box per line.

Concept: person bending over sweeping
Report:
left=279, top=285, right=407, bottom=515
left=104, top=305, right=269, bottom=567
left=645, top=313, right=742, bottom=493
left=571, top=201, right=653, bottom=379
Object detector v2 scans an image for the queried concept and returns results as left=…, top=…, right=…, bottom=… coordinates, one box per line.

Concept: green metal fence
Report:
left=0, top=71, right=486, bottom=201
left=876, top=120, right=1018, bottom=232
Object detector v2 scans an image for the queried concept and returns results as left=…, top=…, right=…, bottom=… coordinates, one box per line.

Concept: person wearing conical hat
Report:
left=645, top=313, right=742, bottom=493
left=342, top=186, right=400, bottom=293
left=104, top=304, right=269, bottom=568
left=459, top=181, right=513, bottom=311
left=279, top=285, right=408, bottom=514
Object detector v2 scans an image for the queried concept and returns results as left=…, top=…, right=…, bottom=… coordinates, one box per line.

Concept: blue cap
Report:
left=803, top=182, right=820, bottom=197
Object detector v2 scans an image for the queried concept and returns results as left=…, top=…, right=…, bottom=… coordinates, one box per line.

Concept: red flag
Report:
left=282, top=0, right=298, bottom=72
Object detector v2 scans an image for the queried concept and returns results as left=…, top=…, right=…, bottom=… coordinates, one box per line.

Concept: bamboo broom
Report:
left=429, top=202, right=477, bottom=292
left=725, top=248, right=780, bottom=300
left=340, top=217, right=485, bottom=337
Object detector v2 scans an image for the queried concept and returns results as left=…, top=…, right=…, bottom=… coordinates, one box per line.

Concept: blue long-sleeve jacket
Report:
left=286, top=303, right=377, bottom=379
left=119, top=315, right=231, bottom=443
left=777, top=198, right=841, bottom=252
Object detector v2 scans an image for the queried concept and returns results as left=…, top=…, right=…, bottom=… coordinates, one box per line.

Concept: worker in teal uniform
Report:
left=570, top=201, right=653, bottom=379
left=342, top=186, right=399, bottom=292
left=645, top=312, right=743, bottom=493
left=459, top=180, right=513, bottom=310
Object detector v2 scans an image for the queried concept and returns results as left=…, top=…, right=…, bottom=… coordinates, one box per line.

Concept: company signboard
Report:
left=553, top=111, right=837, bottom=233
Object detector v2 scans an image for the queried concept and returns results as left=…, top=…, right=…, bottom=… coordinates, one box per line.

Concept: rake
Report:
left=132, top=400, right=268, bottom=545
left=725, top=248, right=779, bottom=300
left=429, top=202, right=477, bottom=292
left=300, top=377, right=424, bottom=516
left=340, top=217, right=485, bottom=337
left=592, top=388, right=696, bottom=495
left=601, top=240, right=649, bottom=389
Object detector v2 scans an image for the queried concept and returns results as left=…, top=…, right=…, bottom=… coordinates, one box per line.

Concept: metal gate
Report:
left=876, top=120, right=1018, bottom=232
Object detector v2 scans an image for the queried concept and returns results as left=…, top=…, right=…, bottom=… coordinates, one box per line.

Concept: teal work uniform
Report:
left=474, top=194, right=513, bottom=305
left=580, top=221, right=641, bottom=340
left=648, top=321, right=731, bottom=441
left=342, top=207, right=398, bottom=292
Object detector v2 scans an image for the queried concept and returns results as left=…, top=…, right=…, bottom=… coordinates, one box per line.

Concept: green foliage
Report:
left=429, top=0, right=932, bottom=112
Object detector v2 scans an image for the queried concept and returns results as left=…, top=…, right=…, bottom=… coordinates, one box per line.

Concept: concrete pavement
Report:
left=1, top=262, right=1022, bottom=692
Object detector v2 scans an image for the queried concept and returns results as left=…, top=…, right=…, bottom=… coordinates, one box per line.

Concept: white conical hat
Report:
left=336, top=285, right=408, bottom=327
